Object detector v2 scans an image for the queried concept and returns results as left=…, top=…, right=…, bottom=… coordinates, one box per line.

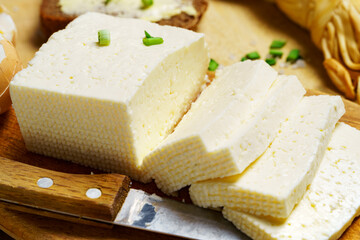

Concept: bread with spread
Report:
left=40, top=0, right=208, bottom=37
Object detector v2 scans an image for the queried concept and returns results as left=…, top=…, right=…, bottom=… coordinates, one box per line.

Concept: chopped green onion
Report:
left=240, top=57, right=248, bottom=62
left=144, top=30, right=152, bottom=39
left=104, top=0, right=112, bottom=5
left=143, top=30, right=163, bottom=46
left=98, top=30, right=110, bottom=46
left=246, top=51, right=260, bottom=60
left=265, top=58, right=276, bottom=66
left=208, top=59, right=219, bottom=71
left=143, top=37, right=164, bottom=46
left=270, top=40, right=286, bottom=49
left=287, top=49, right=300, bottom=62
left=269, top=49, right=283, bottom=58
left=142, top=0, right=153, bottom=8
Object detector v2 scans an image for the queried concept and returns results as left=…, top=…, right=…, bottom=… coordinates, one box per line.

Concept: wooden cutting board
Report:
left=1, top=0, right=360, bottom=239
left=1, top=93, right=360, bottom=240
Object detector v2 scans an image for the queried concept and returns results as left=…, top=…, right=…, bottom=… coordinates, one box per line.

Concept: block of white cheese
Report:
left=142, top=61, right=305, bottom=194
left=223, top=123, right=360, bottom=240
left=10, top=12, right=208, bottom=181
left=190, top=95, right=345, bottom=218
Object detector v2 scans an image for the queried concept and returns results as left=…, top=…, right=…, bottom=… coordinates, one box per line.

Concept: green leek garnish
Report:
left=287, top=49, right=300, bottom=62
left=265, top=58, right=276, bottom=66
left=143, top=31, right=163, bottom=46
left=246, top=51, right=260, bottom=60
left=143, top=37, right=164, bottom=46
left=98, top=30, right=110, bottom=46
left=144, top=31, right=152, bottom=39
left=270, top=40, right=286, bottom=49
left=208, top=59, right=219, bottom=71
left=142, top=0, right=153, bottom=8
left=269, top=49, right=283, bottom=58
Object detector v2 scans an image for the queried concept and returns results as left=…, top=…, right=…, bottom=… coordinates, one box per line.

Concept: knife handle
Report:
left=0, top=157, right=131, bottom=222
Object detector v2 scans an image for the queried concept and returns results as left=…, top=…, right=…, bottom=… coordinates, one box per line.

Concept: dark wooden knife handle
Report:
left=0, top=157, right=131, bottom=222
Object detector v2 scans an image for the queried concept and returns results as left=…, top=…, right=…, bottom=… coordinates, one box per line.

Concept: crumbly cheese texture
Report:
left=142, top=61, right=305, bottom=194
left=10, top=12, right=208, bottom=181
left=223, top=123, right=360, bottom=240
left=59, top=0, right=197, bottom=22
left=190, top=95, right=345, bottom=218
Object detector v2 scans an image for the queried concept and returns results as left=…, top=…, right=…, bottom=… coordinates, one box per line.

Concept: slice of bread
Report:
left=40, top=0, right=208, bottom=37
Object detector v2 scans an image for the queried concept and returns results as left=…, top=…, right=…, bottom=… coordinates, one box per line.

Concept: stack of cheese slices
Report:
left=10, top=12, right=360, bottom=240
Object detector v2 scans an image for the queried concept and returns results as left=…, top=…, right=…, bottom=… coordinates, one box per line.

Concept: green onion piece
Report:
left=269, top=49, right=283, bottom=58
left=208, top=59, right=219, bottom=71
left=287, top=49, right=300, bottom=62
left=98, top=30, right=110, bottom=46
left=270, top=40, right=286, bottom=49
left=144, top=30, right=152, bottom=39
left=142, top=0, right=153, bottom=8
left=265, top=58, right=276, bottom=66
left=143, top=37, right=164, bottom=46
left=104, top=0, right=112, bottom=5
left=241, top=57, right=248, bottom=62
left=246, top=51, right=260, bottom=60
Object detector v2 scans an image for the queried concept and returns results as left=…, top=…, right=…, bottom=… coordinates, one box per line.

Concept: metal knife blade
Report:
left=0, top=157, right=249, bottom=239
left=0, top=189, right=249, bottom=240
left=114, top=189, right=249, bottom=240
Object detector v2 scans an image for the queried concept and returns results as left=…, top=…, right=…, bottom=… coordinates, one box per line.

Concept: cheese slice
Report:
left=223, top=123, right=360, bottom=240
left=190, top=95, right=345, bottom=218
left=142, top=61, right=305, bottom=194
left=10, top=12, right=208, bottom=182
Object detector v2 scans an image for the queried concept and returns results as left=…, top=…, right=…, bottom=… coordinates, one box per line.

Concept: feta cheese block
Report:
left=190, top=95, right=345, bottom=218
left=9, top=12, right=209, bottom=181
left=223, top=123, right=360, bottom=240
left=142, top=61, right=305, bottom=194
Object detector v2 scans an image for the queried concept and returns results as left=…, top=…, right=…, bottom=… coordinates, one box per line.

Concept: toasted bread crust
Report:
left=156, top=0, right=208, bottom=30
left=40, top=0, right=208, bottom=37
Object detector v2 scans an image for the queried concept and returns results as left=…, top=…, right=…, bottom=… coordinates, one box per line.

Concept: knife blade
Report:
left=0, top=157, right=249, bottom=239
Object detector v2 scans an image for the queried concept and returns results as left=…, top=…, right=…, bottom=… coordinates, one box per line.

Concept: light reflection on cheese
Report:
left=59, top=0, right=197, bottom=22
